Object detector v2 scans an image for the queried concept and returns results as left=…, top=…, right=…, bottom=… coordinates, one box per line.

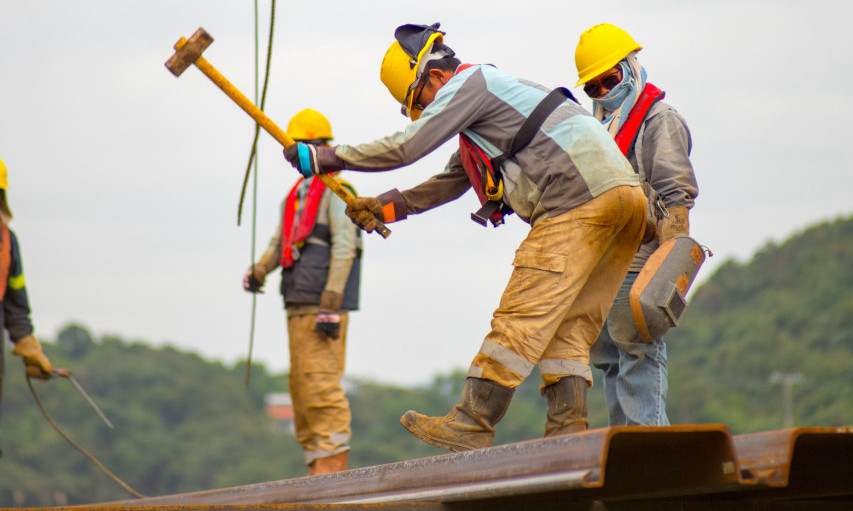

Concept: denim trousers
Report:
left=589, top=271, right=670, bottom=426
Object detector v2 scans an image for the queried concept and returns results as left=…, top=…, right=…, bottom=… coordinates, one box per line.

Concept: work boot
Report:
left=400, top=377, right=514, bottom=452
left=543, top=375, right=589, bottom=437
left=309, top=451, right=348, bottom=476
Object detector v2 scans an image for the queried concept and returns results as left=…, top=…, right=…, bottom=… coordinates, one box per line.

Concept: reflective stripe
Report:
left=538, top=358, right=592, bottom=381
left=304, top=434, right=351, bottom=464
left=480, top=339, right=535, bottom=377
left=467, top=366, right=484, bottom=379
left=8, top=273, right=24, bottom=290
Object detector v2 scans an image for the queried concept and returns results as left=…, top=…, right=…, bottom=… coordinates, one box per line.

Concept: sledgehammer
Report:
left=165, top=27, right=391, bottom=238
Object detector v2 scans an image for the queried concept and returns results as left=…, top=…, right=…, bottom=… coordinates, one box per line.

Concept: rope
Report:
left=237, top=0, right=277, bottom=227
left=26, top=377, right=145, bottom=499
left=242, top=0, right=277, bottom=389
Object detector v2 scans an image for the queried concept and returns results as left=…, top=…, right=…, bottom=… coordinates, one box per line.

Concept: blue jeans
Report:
left=589, top=271, right=670, bottom=426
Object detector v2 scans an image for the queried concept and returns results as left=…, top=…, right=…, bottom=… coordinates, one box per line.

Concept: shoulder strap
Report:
left=614, top=83, right=665, bottom=156
left=491, top=87, right=575, bottom=170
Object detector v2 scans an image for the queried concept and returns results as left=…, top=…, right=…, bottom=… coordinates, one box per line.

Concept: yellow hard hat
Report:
left=575, top=23, right=642, bottom=86
left=380, top=23, right=446, bottom=121
left=286, top=109, right=333, bottom=141
left=0, top=157, right=7, bottom=190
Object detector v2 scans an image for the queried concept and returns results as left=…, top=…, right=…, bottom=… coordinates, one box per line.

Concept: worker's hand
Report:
left=243, top=264, right=266, bottom=293
left=315, top=313, right=341, bottom=340
left=283, top=143, right=345, bottom=177
left=316, top=290, right=344, bottom=340
left=12, top=334, right=53, bottom=380
left=345, top=197, right=384, bottom=233
left=657, top=206, right=689, bottom=244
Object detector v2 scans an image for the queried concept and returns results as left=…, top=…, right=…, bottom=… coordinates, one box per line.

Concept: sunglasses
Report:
left=583, top=68, right=623, bottom=99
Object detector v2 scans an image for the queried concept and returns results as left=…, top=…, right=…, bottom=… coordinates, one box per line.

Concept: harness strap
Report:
left=490, top=87, right=575, bottom=170
left=614, top=83, right=665, bottom=156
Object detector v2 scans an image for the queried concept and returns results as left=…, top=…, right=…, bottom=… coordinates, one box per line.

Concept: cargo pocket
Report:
left=513, top=250, right=568, bottom=273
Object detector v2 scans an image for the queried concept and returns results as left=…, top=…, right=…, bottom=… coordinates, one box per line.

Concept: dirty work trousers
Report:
left=467, top=185, right=647, bottom=389
left=287, top=312, right=351, bottom=465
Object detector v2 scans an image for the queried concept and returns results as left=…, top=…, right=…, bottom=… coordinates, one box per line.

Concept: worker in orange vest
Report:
left=243, top=110, right=361, bottom=475
left=0, top=157, right=54, bottom=456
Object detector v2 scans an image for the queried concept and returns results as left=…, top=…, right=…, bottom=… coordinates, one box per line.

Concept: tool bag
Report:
left=629, top=236, right=708, bottom=342
left=461, top=87, right=576, bottom=226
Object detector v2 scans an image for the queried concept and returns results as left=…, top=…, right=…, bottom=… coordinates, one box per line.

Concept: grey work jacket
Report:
left=336, top=64, right=639, bottom=226
left=627, top=100, right=698, bottom=271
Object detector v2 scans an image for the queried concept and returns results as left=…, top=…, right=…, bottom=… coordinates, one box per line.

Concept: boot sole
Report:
left=399, top=413, right=475, bottom=452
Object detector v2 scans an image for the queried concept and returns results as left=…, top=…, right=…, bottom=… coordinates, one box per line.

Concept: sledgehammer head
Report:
left=165, top=28, right=214, bottom=76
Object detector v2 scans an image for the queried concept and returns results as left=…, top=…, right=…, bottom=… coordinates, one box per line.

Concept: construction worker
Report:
left=243, top=109, right=361, bottom=474
left=283, top=23, right=647, bottom=451
left=575, top=24, right=699, bottom=426
left=0, top=157, right=54, bottom=457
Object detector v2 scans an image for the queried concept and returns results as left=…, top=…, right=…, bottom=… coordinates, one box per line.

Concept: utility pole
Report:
left=769, top=372, right=803, bottom=428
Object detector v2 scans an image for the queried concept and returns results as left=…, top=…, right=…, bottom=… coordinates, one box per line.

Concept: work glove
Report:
left=345, top=197, right=384, bottom=233
left=283, top=143, right=345, bottom=178
left=12, top=334, right=53, bottom=380
left=657, top=206, right=690, bottom=244
left=316, top=291, right=344, bottom=340
left=243, top=264, right=267, bottom=293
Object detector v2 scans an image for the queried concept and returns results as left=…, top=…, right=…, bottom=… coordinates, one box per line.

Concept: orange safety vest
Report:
left=614, top=83, right=665, bottom=156
left=0, top=224, right=10, bottom=301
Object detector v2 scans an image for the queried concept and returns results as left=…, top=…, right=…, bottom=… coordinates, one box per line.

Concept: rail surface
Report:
left=79, top=425, right=852, bottom=511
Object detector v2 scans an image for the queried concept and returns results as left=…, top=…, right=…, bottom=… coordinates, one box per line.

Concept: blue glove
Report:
left=283, top=143, right=345, bottom=177
left=284, top=143, right=319, bottom=178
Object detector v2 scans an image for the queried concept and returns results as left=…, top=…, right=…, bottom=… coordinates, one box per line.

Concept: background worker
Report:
left=243, top=109, right=361, bottom=474
left=284, top=23, right=647, bottom=452
left=575, top=24, right=699, bottom=426
left=0, top=157, right=54, bottom=457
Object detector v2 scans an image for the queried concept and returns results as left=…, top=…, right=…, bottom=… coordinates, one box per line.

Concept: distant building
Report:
left=265, top=392, right=294, bottom=432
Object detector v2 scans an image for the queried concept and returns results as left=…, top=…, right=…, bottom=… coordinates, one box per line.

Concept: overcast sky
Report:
left=1, top=1, right=850, bottom=386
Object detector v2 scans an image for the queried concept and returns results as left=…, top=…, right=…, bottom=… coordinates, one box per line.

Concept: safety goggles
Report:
left=401, top=72, right=430, bottom=118
left=583, top=68, right=623, bottom=99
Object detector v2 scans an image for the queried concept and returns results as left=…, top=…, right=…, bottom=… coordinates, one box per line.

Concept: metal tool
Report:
left=53, top=368, right=114, bottom=429
left=164, top=27, right=391, bottom=238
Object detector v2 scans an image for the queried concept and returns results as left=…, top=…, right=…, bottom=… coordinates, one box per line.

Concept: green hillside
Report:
left=665, top=215, right=853, bottom=431
left=0, top=215, right=851, bottom=506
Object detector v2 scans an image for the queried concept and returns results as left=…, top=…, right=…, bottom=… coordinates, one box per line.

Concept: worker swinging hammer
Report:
left=164, top=27, right=391, bottom=238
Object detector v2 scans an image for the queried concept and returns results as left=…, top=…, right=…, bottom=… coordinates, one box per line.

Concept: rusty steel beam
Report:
left=97, top=425, right=745, bottom=508
left=732, top=427, right=853, bottom=496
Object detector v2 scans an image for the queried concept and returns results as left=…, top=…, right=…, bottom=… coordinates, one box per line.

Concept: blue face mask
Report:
left=594, top=62, right=633, bottom=111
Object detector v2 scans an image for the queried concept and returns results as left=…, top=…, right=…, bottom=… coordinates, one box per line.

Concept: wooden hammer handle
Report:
left=176, top=38, right=391, bottom=238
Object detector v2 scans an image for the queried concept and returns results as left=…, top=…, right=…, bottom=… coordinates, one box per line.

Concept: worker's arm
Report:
left=641, top=105, right=698, bottom=241
left=244, top=200, right=284, bottom=292
left=345, top=152, right=472, bottom=232
left=316, top=186, right=359, bottom=339
left=5, top=230, right=52, bottom=379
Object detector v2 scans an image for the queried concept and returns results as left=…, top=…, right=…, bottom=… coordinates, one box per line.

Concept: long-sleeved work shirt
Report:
left=336, top=64, right=639, bottom=226
left=627, top=100, right=698, bottom=271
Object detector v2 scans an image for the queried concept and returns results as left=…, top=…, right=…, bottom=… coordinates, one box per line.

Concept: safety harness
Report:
left=456, top=64, right=577, bottom=226
left=280, top=175, right=357, bottom=267
left=614, top=83, right=665, bottom=156
left=280, top=177, right=328, bottom=267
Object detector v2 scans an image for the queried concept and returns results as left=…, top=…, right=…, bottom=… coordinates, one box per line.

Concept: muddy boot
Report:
left=543, top=376, right=589, bottom=437
left=400, top=377, right=514, bottom=452
left=309, top=451, right=348, bottom=476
